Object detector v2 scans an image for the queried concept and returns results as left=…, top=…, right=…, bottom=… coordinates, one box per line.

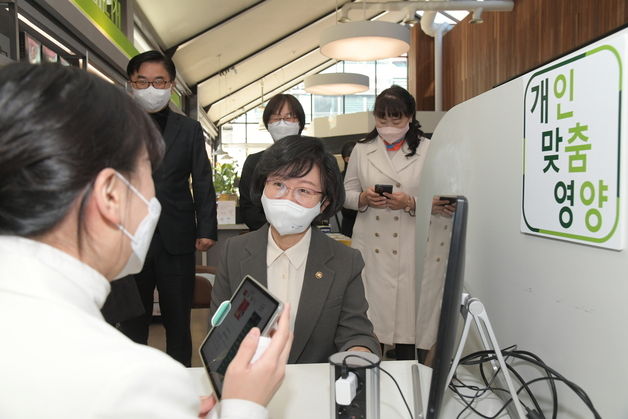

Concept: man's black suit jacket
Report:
left=155, top=109, right=217, bottom=254
left=101, top=109, right=216, bottom=323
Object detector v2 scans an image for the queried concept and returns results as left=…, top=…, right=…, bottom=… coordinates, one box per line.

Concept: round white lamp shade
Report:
left=304, top=73, right=369, bottom=95
left=320, top=21, right=410, bottom=61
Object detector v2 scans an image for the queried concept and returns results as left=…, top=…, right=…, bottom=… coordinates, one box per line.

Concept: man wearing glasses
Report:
left=104, top=50, right=217, bottom=367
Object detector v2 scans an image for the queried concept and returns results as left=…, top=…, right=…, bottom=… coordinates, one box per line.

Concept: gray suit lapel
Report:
left=289, top=229, right=335, bottom=363
left=239, top=225, right=269, bottom=287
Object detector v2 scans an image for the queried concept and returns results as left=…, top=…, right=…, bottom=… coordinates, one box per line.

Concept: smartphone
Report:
left=438, top=196, right=458, bottom=205
left=199, top=275, right=283, bottom=399
left=374, top=184, right=393, bottom=196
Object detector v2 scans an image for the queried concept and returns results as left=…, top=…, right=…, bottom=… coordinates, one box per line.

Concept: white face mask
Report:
left=377, top=124, right=410, bottom=143
left=131, top=86, right=171, bottom=113
left=261, top=194, right=321, bottom=236
left=267, top=120, right=300, bottom=142
left=114, top=172, right=161, bottom=279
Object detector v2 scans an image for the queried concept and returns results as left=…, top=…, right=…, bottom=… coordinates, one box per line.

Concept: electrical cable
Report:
left=451, top=348, right=601, bottom=419
left=464, top=348, right=552, bottom=418
left=341, top=354, right=414, bottom=419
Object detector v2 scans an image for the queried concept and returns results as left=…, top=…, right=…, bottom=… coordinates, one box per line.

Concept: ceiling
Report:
left=134, top=0, right=409, bottom=128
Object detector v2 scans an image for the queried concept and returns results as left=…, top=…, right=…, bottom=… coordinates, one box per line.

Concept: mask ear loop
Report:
left=114, top=171, right=149, bottom=243
left=114, top=171, right=150, bottom=206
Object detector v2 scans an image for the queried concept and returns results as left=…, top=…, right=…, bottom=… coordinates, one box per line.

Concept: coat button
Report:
left=376, top=216, right=380, bottom=221
left=375, top=249, right=380, bottom=253
left=396, top=183, right=401, bottom=187
left=394, top=216, right=399, bottom=221
left=393, top=233, right=398, bottom=238
left=375, top=232, right=379, bottom=237
left=392, top=250, right=398, bottom=255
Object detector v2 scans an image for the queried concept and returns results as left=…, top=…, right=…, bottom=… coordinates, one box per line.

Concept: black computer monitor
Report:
left=422, top=195, right=468, bottom=418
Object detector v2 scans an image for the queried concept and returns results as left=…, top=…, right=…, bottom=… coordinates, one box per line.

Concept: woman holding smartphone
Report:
left=343, top=85, right=430, bottom=360
left=0, top=63, right=292, bottom=419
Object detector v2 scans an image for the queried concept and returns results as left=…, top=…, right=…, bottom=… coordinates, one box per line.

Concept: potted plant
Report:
left=213, top=162, right=239, bottom=225
left=213, top=162, right=238, bottom=201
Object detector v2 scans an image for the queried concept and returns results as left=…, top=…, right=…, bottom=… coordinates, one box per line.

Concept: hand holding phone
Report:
left=200, top=275, right=284, bottom=399
left=221, top=305, right=293, bottom=406
left=374, top=184, right=393, bottom=196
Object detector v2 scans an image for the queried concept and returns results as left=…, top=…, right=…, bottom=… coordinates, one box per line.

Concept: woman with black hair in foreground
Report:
left=0, top=63, right=292, bottom=419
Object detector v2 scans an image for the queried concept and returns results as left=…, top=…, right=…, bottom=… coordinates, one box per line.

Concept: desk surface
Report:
left=189, top=361, right=511, bottom=418
left=189, top=360, right=428, bottom=419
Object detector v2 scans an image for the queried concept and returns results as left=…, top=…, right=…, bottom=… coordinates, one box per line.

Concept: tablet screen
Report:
left=199, top=275, right=282, bottom=398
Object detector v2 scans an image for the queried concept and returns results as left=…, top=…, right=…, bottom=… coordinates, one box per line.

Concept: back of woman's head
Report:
left=0, top=63, right=164, bottom=238
left=362, top=85, right=424, bottom=156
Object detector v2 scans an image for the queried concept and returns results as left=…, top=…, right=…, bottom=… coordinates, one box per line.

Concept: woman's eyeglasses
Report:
left=269, top=113, right=298, bottom=123
left=128, top=79, right=172, bottom=90
left=264, top=179, right=322, bottom=206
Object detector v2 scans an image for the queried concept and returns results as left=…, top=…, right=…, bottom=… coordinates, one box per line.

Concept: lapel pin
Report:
left=315, top=271, right=324, bottom=279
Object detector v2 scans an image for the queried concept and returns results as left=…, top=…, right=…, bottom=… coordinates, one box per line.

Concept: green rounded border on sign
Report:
left=522, top=44, right=623, bottom=243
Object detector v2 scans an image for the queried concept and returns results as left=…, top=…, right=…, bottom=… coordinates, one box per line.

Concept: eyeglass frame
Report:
left=268, top=113, right=299, bottom=123
left=127, top=79, right=173, bottom=90
left=264, top=179, right=323, bottom=206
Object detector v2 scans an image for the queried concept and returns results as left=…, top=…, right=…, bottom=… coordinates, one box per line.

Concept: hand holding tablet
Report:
left=200, top=275, right=292, bottom=404
left=222, top=305, right=293, bottom=406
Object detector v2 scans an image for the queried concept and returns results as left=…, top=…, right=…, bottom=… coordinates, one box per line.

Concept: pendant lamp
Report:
left=304, top=73, right=369, bottom=95
left=320, top=21, right=410, bottom=61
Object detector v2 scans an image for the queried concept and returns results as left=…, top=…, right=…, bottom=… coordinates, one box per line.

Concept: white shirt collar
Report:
left=266, top=227, right=312, bottom=270
left=0, top=236, right=111, bottom=317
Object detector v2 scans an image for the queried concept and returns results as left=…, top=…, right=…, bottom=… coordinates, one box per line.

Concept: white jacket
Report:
left=0, top=236, right=266, bottom=419
left=344, top=137, right=430, bottom=345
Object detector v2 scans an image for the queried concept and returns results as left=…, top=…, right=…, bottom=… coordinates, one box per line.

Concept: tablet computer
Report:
left=199, top=275, right=283, bottom=399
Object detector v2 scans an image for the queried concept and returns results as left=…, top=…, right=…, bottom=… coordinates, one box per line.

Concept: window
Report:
left=218, top=56, right=407, bottom=172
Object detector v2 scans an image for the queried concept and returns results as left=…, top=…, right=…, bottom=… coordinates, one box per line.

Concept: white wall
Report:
left=312, top=111, right=446, bottom=137
left=414, top=57, right=628, bottom=417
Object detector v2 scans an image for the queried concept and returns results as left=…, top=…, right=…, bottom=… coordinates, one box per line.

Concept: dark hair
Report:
left=251, top=135, right=343, bottom=223
left=262, top=94, right=306, bottom=133
left=0, top=63, right=164, bottom=239
left=361, top=85, right=424, bottom=157
left=127, top=50, right=177, bottom=81
left=341, top=141, right=356, bottom=159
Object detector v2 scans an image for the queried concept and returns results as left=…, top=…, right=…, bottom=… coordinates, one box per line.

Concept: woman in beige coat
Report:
left=344, top=86, right=430, bottom=360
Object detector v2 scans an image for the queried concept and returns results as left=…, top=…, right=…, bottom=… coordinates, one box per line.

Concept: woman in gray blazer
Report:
left=211, top=136, right=380, bottom=363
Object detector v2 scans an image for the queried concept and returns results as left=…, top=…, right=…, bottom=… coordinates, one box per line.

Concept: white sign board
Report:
left=217, top=200, right=236, bottom=225
left=521, top=30, right=627, bottom=249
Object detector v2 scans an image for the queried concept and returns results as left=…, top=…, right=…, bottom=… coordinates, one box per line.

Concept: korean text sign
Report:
left=522, top=31, right=626, bottom=249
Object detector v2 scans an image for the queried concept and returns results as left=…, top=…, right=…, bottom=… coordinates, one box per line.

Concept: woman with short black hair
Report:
left=0, top=63, right=292, bottom=419
left=212, top=135, right=380, bottom=363
left=240, top=94, right=307, bottom=231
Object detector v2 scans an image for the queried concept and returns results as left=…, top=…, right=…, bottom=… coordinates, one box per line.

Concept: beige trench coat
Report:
left=344, top=136, right=430, bottom=345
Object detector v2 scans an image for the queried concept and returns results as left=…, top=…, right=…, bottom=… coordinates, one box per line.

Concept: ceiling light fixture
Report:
left=304, top=73, right=369, bottom=95
left=320, top=21, right=410, bottom=61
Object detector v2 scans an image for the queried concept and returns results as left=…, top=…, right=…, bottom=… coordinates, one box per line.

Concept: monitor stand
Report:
left=446, top=293, right=526, bottom=419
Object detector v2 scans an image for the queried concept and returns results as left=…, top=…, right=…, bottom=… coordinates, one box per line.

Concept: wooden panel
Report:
left=411, top=0, right=628, bottom=110
left=409, top=24, right=435, bottom=111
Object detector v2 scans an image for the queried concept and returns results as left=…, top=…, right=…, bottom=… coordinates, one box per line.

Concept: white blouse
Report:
left=0, top=236, right=266, bottom=419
